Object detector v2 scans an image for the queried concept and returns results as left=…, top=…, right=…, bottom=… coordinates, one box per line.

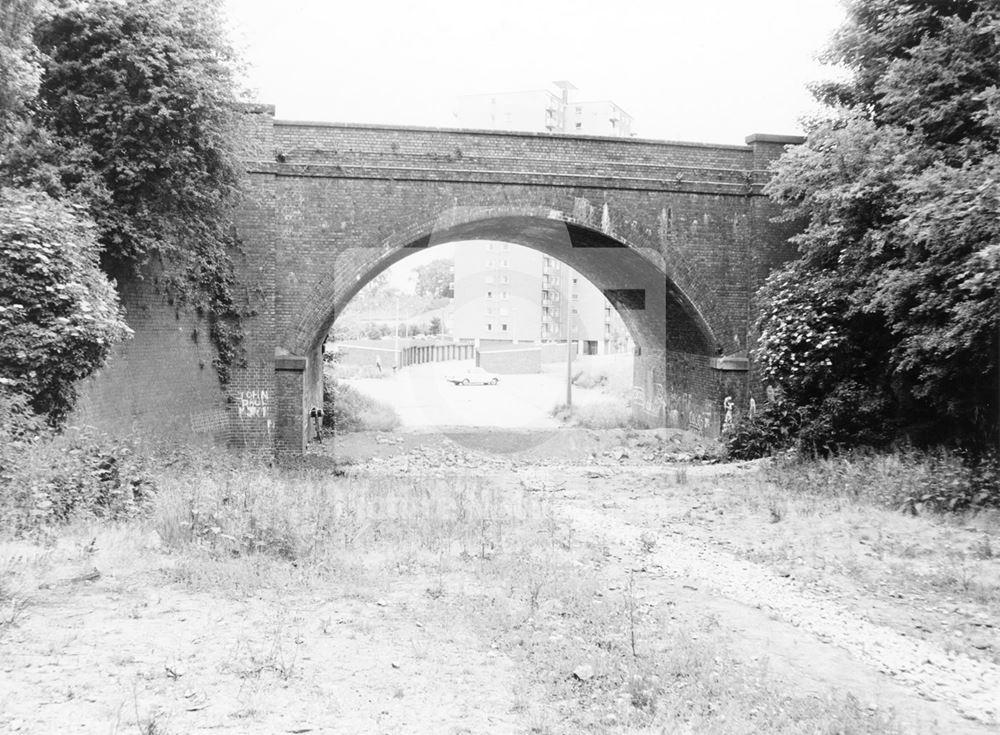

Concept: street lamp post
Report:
left=394, top=297, right=400, bottom=370
left=565, top=278, right=573, bottom=409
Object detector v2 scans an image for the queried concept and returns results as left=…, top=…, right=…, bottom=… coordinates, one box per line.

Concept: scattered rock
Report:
left=572, top=663, right=595, bottom=681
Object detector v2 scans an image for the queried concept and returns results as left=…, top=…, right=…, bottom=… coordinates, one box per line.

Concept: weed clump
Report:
left=0, top=391, right=155, bottom=536
left=551, top=400, right=641, bottom=430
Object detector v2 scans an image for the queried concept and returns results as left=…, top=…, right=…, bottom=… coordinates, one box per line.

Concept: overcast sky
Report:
left=224, top=0, right=847, bottom=145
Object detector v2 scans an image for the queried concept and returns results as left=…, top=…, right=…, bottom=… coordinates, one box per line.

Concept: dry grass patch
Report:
left=674, top=462, right=1000, bottom=665
left=138, top=459, right=905, bottom=732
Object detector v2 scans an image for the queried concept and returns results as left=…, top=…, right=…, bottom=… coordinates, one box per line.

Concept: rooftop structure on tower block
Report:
left=454, top=81, right=634, bottom=137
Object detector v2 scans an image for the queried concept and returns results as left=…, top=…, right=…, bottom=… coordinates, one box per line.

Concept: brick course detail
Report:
left=74, top=106, right=804, bottom=453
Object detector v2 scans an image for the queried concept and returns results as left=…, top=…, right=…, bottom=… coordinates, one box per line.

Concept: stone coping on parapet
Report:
left=269, top=117, right=787, bottom=153
left=745, top=133, right=807, bottom=146
left=709, top=354, right=750, bottom=372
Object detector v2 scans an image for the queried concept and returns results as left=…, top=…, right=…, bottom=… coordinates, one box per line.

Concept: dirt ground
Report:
left=339, top=354, right=634, bottom=431
left=1, top=428, right=998, bottom=734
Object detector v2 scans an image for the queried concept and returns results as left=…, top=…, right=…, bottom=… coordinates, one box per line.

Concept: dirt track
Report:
left=1, top=429, right=998, bottom=733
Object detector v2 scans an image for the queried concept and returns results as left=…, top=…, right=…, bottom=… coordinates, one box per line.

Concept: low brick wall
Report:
left=477, top=347, right=542, bottom=374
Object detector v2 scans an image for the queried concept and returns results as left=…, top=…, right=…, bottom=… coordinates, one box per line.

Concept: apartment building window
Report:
left=572, top=277, right=578, bottom=285
left=487, top=323, right=493, bottom=331
left=487, top=291, right=493, bottom=299
left=501, top=291, right=509, bottom=300
left=488, top=243, right=496, bottom=250
left=500, top=275, right=509, bottom=283
left=487, top=260, right=494, bottom=268
left=501, top=324, right=508, bottom=332
left=501, top=259, right=509, bottom=267
left=572, top=293, right=579, bottom=300
left=486, top=307, right=494, bottom=315
left=572, top=308, right=578, bottom=315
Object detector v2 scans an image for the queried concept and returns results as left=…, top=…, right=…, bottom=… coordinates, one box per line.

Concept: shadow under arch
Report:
left=283, top=206, right=720, bottom=359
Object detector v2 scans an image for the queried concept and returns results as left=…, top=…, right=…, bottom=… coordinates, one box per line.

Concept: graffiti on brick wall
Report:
left=632, top=381, right=717, bottom=436
left=630, top=383, right=666, bottom=420
left=238, top=390, right=269, bottom=419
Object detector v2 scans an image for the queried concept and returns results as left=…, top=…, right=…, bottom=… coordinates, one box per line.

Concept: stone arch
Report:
left=281, top=204, right=719, bottom=358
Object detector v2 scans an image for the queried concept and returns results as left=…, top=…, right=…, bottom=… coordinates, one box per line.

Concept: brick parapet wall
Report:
left=264, top=122, right=766, bottom=196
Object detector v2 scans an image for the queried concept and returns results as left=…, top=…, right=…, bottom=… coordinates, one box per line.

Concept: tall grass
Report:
left=153, top=467, right=534, bottom=564
left=768, top=448, right=1000, bottom=514
left=0, top=390, right=155, bottom=537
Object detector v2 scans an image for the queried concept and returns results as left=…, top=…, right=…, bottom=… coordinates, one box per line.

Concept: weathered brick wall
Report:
left=72, top=275, right=231, bottom=443
left=74, top=107, right=803, bottom=451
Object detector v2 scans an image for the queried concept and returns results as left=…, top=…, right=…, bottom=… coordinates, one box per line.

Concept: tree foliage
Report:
left=753, top=0, right=1000, bottom=451
left=1, top=0, right=247, bottom=383
left=0, top=187, right=130, bottom=423
left=0, top=0, right=42, bottom=139
left=414, top=258, right=455, bottom=299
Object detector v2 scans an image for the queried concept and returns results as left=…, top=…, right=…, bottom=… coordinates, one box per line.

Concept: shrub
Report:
left=0, top=393, right=156, bottom=535
left=322, top=375, right=400, bottom=433
left=572, top=369, right=608, bottom=390
left=795, top=381, right=894, bottom=455
left=724, top=398, right=804, bottom=460
left=726, top=384, right=894, bottom=460
left=551, top=399, right=638, bottom=430
left=0, top=187, right=130, bottom=423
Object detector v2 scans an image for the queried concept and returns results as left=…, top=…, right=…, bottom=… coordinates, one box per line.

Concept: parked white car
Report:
left=445, top=366, right=500, bottom=386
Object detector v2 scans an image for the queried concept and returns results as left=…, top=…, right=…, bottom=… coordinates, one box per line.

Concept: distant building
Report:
left=454, top=81, right=634, bottom=138
left=452, top=241, right=631, bottom=354
left=564, top=99, right=633, bottom=137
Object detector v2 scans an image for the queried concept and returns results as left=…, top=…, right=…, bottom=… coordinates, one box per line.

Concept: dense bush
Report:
left=321, top=375, right=400, bottom=433
left=754, top=0, right=1000, bottom=451
left=0, top=391, right=155, bottom=536
left=724, top=398, right=804, bottom=460
left=0, top=187, right=130, bottom=423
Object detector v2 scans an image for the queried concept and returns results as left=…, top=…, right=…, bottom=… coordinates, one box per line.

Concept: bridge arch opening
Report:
left=275, top=212, right=742, bottom=452
left=298, top=214, right=717, bottom=360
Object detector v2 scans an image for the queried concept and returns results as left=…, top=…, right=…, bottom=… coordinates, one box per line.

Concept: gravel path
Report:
left=551, top=466, right=1000, bottom=734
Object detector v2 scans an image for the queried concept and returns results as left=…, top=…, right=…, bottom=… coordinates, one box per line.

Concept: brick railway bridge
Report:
left=75, top=105, right=803, bottom=452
